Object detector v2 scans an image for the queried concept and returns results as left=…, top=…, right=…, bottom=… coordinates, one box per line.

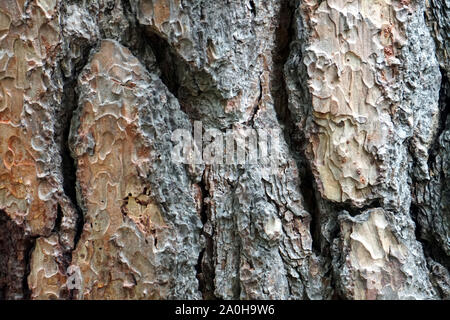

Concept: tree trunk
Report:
left=0, top=0, right=448, bottom=300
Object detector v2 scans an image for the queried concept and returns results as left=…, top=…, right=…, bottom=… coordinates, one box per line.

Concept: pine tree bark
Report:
left=0, top=0, right=448, bottom=300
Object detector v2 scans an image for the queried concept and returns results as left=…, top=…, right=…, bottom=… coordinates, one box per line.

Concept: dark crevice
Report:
left=411, top=203, right=450, bottom=296
left=136, top=23, right=221, bottom=122
left=134, top=17, right=220, bottom=299
left=235, top=235, right=242, bottom=299
left=60, top=73, right=86, bottom=300
left=145, top=32, right=182, bottom=99
left=269, top=0, right=324, bottom=254
left=59, top=0, right=103, bottom=252
left=60, top=103, right=79, bottom=209
left=121, top=194, right=131, bottom=218
left=273, top=1, right=343, bottom=300
left=52, top=204, right=63, bottom=234
left=59, top=2, right=97, bottom=253
left=249, top=0, right=256, bottom=16
left=103, top=0, right=115, bottom=16
left=270, top=0, right=313, bottom=205
left=411, top=67, right=450, bottom=279
left=327, top=267, right=342, bottom=300
left=270, top=1, right=301, bottom=171
left=60, top=50, right=92, bottom=250
left=271, top=0, right=294, bottom=125
left=411, top=203, right=450, bottom=270
left=0, top=211, right=35, bottom=300
left=195, top=247, right=206, bottom=287
left=125, top=1, right=221, bottom=299
left=246, top=72, right=263, bottom=126
left=198, top=179, right=208, bottom=225
left=21, top=237, right=36, bottom=300
left=195, top=169, right=217, bottom=300
left=410, top=202, right=424, bottom=245
left=428, top=68, right=450, bottom=167
left=330, top=198, right=383, bottom=217
left=57, top=9, right=98, bottom=298
left=300, top=168, right=321, bottom=252
left=141, top=28, right=216, bottom=122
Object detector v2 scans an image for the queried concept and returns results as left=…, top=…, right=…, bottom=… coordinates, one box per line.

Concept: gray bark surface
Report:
left=0, top=0, right=448, bottom=300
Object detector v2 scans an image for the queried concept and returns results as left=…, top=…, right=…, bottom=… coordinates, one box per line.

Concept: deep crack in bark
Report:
left=195, top=169, right=217, bottom=300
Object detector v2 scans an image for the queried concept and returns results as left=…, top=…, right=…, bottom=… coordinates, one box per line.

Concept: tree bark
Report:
left=0, top=0, right=448, bottom=300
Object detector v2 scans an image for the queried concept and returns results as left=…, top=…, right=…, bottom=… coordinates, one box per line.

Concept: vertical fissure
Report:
left=411, top=68, right=450, bottom=275
left=59, top=46, right=94, bottom=250
left=130, top=14, right=222, bottom=299
left=195, top=168, right=217, bottom=300
left=270, top=0, right=323, bottom=253
left=427, top=68, right=449, bottom=168
left=21, top=237, right=36, bottom=300
left=52, top=204, right=63, bottom=234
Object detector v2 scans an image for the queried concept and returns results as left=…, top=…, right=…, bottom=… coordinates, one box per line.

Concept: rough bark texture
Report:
left=0, top=0, right=448, bottom=300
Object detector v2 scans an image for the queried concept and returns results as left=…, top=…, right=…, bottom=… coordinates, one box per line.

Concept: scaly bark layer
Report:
left=0, top=0, right=448, bottom=300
